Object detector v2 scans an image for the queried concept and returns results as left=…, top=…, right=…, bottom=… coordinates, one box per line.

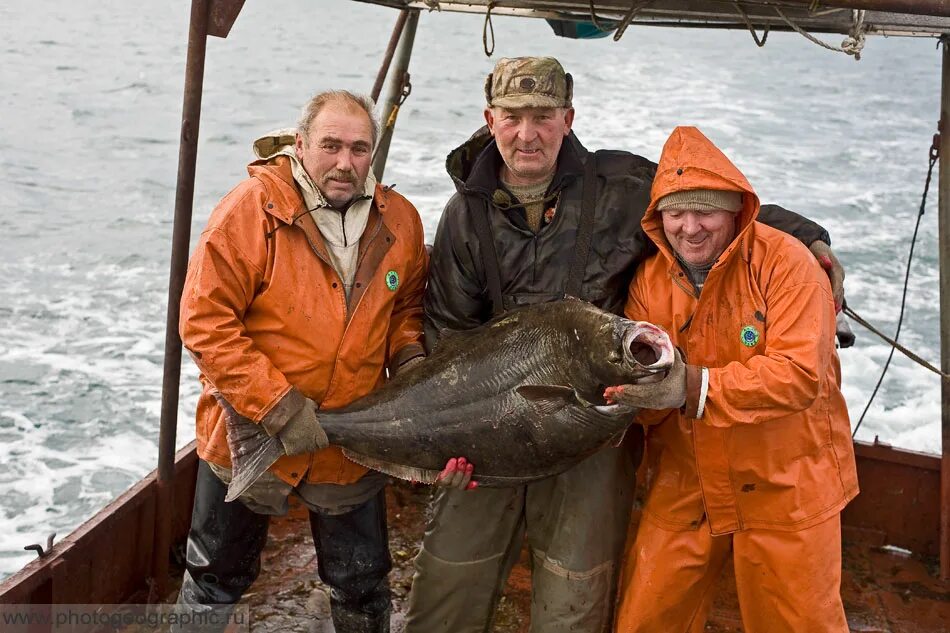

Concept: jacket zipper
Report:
left=301, top=219, right=347, bottom=317
left=671, top=268, right=696, bottom=300
left=306, top=211, right=383, bottom=412
left=342, top=213, right=385, bottom=335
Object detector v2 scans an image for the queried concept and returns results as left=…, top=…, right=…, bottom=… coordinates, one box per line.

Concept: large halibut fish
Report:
left=225, top=299, right=674, bottom=501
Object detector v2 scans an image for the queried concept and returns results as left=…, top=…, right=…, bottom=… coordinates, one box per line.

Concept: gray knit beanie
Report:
left=656, top=189, right=742, bottom=212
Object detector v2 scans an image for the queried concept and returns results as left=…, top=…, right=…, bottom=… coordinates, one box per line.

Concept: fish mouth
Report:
left=621, top=322, right=674, bottom=374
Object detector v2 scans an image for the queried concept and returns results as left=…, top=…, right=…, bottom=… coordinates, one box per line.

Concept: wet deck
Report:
left=163, top=483, right=533, bottom=632
left=162, top=481, right=949, bottom=632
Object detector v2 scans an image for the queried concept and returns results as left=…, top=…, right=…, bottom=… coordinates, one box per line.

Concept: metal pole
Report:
left=150, top=0, right=210, bottom=599
left=372, top=10, right=420, bottom=181
left=371, top=10, right=410, bottom=104
left=939, top=35, right=950, bottom=581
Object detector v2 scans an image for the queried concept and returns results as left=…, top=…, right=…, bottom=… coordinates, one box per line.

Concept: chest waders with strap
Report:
left=471, top=151, right=600, bottom=318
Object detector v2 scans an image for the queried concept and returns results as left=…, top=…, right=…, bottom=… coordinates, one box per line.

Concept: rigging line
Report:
left=733, top=2, right=770, bottom=47
left=483, top=1, right=496, bottom=57
left=773, top=7, right=865, bottom=60
left=851, top=135, right=940, bottom=438
left=845, top=306, right=950, bottom=380
left=614, top=1, right=653, bottom=41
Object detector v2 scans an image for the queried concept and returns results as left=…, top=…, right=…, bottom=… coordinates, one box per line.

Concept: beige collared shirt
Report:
left=253, top=129, right=377, bottom=299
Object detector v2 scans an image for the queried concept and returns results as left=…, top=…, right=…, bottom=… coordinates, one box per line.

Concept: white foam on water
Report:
left=0, top=253, right=201, bottom=578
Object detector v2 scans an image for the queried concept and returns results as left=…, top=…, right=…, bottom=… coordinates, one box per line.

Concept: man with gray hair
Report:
left=406, top=57, right=844, bottom=632
left=176, top=90, right=428, bottom=632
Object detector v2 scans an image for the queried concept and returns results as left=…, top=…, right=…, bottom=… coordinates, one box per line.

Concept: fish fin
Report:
left=224, top=415, right=285, bottom=503
left=593, top=403, right=637, bottom=416
left=516, top=385, right=578, bottom=415
left=341, top=448, right=441, bottom=485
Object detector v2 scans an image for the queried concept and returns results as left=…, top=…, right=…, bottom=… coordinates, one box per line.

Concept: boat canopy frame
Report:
left=360, top=0, right=950, bottom=36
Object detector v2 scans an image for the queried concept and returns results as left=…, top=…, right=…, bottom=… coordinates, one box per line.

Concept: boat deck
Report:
left=156, top=481, right=949, bottom=632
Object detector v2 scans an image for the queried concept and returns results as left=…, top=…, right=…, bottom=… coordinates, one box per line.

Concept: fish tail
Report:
left=223, top=415, right=285, bottom=502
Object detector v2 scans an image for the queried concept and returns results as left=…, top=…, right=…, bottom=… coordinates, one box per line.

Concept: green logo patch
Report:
left=385, top=270, right=399, bottom=291
left=740, top=325, right=760, bottom=347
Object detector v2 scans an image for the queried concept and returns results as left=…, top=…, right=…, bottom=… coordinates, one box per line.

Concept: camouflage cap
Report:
left=485, top=57, right=573, bottom=109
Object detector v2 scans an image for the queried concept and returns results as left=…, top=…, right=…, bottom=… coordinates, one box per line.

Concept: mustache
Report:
left=322, top=169, right=357, bottom=185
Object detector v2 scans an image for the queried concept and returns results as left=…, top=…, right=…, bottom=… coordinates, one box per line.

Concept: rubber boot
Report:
left=175, top=460, right=270, bottom=632
left=309, top=489, right=392, bottom=633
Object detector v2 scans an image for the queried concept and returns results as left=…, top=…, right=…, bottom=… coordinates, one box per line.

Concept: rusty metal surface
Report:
left=160, top=0, right=208, bottom=493
left=372, top=10, right=420, bottom=181
left=854, top=438, right=942, bottom=470
left=153, top=0, right=210, bottom=599
left=803, top=0, right=950, bottom=18
left=371, top=10, right=410, bottom=103
left=0, top=443, right=198, bottom=606
left=208, top=0, right=246, bottom=38
left=940, top=36, right=950, bottom=581
left=842, top=440, right=941, bottom=557
left=353, top=0, right=950, bottom=35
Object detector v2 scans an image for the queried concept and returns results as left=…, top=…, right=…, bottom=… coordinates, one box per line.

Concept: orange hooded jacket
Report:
left=625, top=127, right=858, bottom=534
left=180, top=155, right=427, bottom=486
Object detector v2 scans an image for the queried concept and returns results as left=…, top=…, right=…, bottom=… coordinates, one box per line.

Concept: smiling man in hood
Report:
left=610, top=127, right=857, bottom=633
left=176, top=91, right=428, bottom=633
left=406, top=58, right=848, bottom=633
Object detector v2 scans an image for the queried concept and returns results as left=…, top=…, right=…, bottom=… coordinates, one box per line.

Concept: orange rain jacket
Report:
left=625, top=127, right=858, bottom=535
left=181, top=156, right=427, bottom=486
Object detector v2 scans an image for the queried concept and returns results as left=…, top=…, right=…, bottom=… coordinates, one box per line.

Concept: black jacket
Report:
left=424, top=127, right=830, bottom=344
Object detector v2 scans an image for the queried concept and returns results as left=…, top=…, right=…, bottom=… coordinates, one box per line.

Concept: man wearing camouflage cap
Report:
left=405, top=57, right=844, bottom=633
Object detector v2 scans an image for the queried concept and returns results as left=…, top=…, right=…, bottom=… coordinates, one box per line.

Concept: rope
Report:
left=483, top=1, right=495, bottom=57
left=842, top=10, right=867, bottom=58
left=614, top=1, right=653, bottom=41
left=383, top=76, right=412, bottom=130
left=371, top=73, right=413, bottom=164
left=733, top=2, right=770, bottom=47
left=845, top=307, right=950, bottom=380
left=851, top=134, right=941, bottom=438
left=774, top=7, right=866, bottom=60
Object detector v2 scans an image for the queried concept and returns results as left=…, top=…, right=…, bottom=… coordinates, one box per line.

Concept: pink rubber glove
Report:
left=436, top=457, right=477, bottom=491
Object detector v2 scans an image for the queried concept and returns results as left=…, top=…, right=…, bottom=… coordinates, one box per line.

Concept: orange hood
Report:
left=643, top=126, right=760, bottom=267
